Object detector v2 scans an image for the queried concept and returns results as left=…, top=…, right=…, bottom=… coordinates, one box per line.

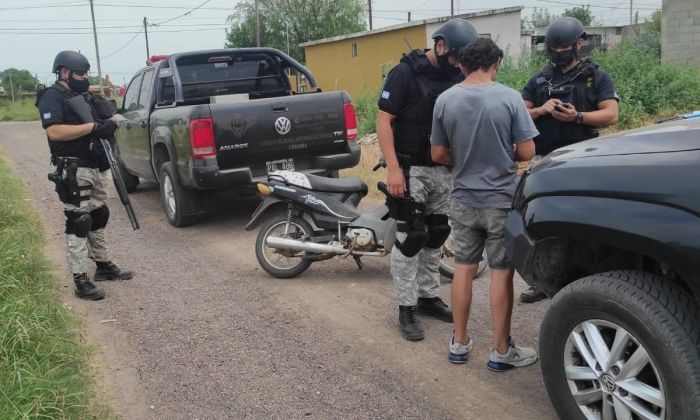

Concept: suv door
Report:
left=130, top=68, right=155, bottom=177
left=117, top=72, right=144, bottom=175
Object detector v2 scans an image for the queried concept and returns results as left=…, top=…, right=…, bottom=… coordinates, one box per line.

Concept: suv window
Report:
left=176, top=52, right=286, bottom=100
left=123, top=73, right=143, bottom=112
left=137, top=69, right=154, bottom=109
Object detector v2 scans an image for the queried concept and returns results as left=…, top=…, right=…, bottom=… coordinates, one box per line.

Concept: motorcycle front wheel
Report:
left=438, top=234, right=488, bottom=282
left=255, top=212, right=314, bottom=279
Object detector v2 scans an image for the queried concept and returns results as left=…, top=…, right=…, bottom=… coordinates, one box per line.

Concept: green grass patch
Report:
left=0, top=99, right=39, bottom=122
left=0, top=149, right=109, bottom=419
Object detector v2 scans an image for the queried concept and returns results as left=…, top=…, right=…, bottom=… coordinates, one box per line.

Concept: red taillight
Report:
left=189, top=118, right=216, bottom=159
left=344, top=102, right=358, bottom=141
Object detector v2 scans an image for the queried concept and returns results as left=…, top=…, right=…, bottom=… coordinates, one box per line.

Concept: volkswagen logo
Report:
left=274, top=117, right=291, bottom=135
left=601, top=374, right=616, bottom=392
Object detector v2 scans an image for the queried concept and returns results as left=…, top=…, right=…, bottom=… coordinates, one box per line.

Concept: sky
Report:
left=0, top=0, right=662, bottom=87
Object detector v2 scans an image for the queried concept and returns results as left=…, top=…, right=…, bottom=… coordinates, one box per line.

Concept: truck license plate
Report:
left=266, top=158, right=295, bottom=173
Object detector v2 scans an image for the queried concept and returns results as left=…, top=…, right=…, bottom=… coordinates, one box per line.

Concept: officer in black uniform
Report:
left=519, top=17, right=619, bottom=303
left=376, top=18, right=479, bottom=341
left=37, top=50, right=133, bottom=301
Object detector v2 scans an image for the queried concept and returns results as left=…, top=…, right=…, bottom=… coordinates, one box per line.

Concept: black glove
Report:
left=92, top=119, right=117, bottom=138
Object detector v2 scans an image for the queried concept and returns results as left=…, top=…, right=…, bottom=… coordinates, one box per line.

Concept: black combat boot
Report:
left=94, top=261, right=134, bottom=281
left=519, top=285, right=547, bottom=304
left=417, top=297, right=453, bottom=322
left=74, top=273, right=105, bottom=300
left=399, top=305, right=424, bottom=341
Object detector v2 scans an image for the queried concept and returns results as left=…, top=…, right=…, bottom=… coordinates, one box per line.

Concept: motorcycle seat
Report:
left=306, top=173, right=368, bottom=194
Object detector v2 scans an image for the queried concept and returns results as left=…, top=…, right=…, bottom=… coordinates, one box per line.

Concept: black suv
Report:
left=505, top=117, right=700, bottom=419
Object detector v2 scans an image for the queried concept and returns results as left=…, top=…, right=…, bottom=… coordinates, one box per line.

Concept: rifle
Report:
left=64, top=95, right=140, bottom=230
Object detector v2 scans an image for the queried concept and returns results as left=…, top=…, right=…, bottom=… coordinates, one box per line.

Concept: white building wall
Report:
left=425, top=11, right=524, bottom=59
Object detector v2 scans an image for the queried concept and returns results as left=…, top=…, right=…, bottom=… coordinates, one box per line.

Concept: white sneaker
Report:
left=487, top=338, right=538, bottom=372
left=448, top=335, right=474, bottom=364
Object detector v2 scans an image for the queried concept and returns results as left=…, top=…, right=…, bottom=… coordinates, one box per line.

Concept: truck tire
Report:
left=540, top=270, right=700, bottom=420
left=159, top=162, right=205, bottom=227
left=255, top=211, right=313, bottom=278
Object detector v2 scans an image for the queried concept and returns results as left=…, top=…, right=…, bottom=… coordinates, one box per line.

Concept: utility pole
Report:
left=408, top=12, right=411, bottom=22
left=630, top=0, right=633, bottom=24
left=285, top=22, right=290, bottom=55
left=143, top=17, right=151, bottom=63
left=9, top=72, right=14, bottom=102
left=635, top=11, right=639, bottom=24
left=88, top=0, right=104, bottom=96
left=368, top=0, right=373, bottom=30
left=255, top=0, right=261, bottom=47
left=451, top=0, right=454, bottom=17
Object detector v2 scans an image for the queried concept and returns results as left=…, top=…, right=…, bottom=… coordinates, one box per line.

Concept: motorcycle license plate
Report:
left=266, top=158, right=295, bottom=173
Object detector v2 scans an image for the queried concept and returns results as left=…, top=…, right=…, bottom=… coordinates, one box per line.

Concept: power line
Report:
left=536, top=0, right=659, bottom=11
left=102, top=29, right=144, bottom=59
left=0, top=23, right=230, bottom=31
left=0, top=28, right=229, bottom=35
left=151, top=0, right=213, bottom=26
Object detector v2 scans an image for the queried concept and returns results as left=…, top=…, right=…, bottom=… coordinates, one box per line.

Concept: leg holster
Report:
left=424, top=214, right=451, bottom=249
left=387, top=195, right=428, bottom=258
left=90, top=206, right=109, bottom=231
left=65, top=211, right=92, bottom=238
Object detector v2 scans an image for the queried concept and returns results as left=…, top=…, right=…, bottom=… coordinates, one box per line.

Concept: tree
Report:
left=523, top=8, right=558, bottom=30
left=0, top=68, right=39, bottom=95
left=225, top=0, right=367, bottom=62
left=562, top=5, right=593, bottom=26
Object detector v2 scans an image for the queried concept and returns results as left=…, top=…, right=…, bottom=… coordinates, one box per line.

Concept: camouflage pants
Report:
left=391, top=165, right=452, bottom=306
left=50, top=164, right=111, bottom=274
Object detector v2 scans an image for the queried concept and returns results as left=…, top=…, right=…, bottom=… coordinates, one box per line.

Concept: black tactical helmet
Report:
left=431, top=18, right=479, bottom=55
left=545, top=17, right=586, bottom=50
left=52, top=50, right=91, bottom=73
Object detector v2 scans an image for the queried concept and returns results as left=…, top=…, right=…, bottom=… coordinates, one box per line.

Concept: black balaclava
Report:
left=64, top=70, right=90, bottom=93
left=551, top=46, right=577, bottom=68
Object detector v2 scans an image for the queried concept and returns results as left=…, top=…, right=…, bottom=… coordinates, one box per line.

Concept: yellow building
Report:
left=300, top=7, right=524, bottom=99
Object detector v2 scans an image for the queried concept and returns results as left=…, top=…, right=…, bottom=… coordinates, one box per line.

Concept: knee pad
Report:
left=90, top=206, right=109, bottom=231
left=424, top=214, right=451, bottom=249
left=65, top=211, right=92, bottom=238
left=394, top=221, right=428, bottom=258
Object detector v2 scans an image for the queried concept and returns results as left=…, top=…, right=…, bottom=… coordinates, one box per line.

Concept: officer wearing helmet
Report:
left=36, top=50, right=133, bottom=300
left=376, top=18, right=479, bottom=341
left=519, top=17, right=619, bottom=303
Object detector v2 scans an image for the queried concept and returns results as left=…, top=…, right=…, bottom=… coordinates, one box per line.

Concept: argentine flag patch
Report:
left=43, top=112, right=51, bottom=119
left=381, top=90, right=390, bottom=100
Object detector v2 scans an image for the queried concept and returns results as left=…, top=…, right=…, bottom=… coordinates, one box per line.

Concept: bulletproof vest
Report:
left=392, top=50, right=462, bottom=166
left=532, top=61, right=599, bottom=156
left=42, top=83, right=104, bottom=161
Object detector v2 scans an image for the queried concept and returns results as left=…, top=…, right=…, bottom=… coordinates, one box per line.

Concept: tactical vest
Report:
left=532, top=61, right=599, bottom=156
left=392, top=50, right=461, bottom=166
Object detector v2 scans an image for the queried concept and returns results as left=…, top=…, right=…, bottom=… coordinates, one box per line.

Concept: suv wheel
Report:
left=540, top=270, right=700, bottom=420
left=159, top=162, right=205, bottom=227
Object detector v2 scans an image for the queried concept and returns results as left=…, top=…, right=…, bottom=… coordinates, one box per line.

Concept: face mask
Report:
left=67, top=75, right=90, bottom=93
left=551, top=49, right=576, bottom=68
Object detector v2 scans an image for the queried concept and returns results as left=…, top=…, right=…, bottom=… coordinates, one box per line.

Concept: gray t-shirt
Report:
left=431, top=82, right=539, bottom=208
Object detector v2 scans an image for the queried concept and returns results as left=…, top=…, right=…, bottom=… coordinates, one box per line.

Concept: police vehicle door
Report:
left=129, top=68, right=155, bottom=177
left=116, top=72, right=144, bottom=176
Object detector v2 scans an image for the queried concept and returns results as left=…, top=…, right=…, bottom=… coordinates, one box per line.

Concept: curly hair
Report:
left=458, top=38, right=504, bottom=73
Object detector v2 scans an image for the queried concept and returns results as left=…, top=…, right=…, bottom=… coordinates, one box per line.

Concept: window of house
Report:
left=352, top=42, right=358, bottom=58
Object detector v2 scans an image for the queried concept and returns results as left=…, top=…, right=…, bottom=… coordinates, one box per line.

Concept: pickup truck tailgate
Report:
left=211, top=92, right=349, bottom=172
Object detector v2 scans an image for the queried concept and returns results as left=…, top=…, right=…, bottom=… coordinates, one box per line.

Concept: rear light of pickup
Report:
left=344, top=102, right=358, bottom=141
left=189, top=118, right=216, bottom=159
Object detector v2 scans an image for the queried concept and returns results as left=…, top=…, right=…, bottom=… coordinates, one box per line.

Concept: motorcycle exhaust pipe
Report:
left=265, top=236, right=348, bottom=255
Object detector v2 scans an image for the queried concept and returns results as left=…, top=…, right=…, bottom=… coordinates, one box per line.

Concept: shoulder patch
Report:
left=381, top=90, right=390, bottom=100
left=43, top=112, right=52, bottom=119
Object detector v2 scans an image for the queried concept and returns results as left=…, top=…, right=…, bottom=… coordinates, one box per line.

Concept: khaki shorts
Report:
left=449, top=200, right=511, bottom=269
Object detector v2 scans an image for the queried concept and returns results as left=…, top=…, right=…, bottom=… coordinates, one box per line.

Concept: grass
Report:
left=0, top=149, right=110, bottom=419
left=341, top=140, right=385, bottom=202
left=0, top=99, right=39, bottom=122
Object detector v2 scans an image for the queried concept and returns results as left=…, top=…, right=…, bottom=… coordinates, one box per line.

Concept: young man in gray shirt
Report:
left=430, top=38, right=539, bottom=370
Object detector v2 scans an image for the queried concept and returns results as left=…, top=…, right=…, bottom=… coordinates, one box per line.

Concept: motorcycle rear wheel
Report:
left=255, top=212, right=314, bottom=278
left=438, top=234, right=488, bottom=282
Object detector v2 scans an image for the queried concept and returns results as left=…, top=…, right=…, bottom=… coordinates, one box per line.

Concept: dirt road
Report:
left=1, top=121, right=555, bottom=419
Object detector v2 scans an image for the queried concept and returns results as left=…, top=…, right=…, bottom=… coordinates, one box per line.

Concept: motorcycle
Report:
left=245, top=165, right=487, bottom=279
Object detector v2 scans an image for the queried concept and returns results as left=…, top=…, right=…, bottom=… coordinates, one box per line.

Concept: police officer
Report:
left=519, top=17, right=619, bottom=303
left=376, top=18, right=479, bottom=341
left=37, top=50, right=133, bottom=300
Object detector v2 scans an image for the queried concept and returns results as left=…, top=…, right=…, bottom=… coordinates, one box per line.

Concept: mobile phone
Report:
left=555, top=103, right=572, bottom=112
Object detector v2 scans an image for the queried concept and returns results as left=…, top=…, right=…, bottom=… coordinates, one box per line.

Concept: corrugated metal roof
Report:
left=299, top=6, right=524, bottom=48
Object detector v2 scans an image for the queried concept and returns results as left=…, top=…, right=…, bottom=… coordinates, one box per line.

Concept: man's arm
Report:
left=525, top=99, right=562, bottom=121
left=514, top=139, right=536, bottom=162
left=46, top=123, right=95, bottom=142
left=376, top=111, right=406, bottom=197
left=551, top=99, right=619, bottom=127
left=431, top=145, right=452, bottom=166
